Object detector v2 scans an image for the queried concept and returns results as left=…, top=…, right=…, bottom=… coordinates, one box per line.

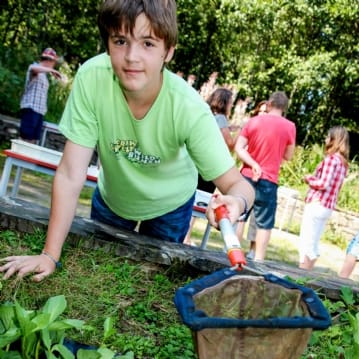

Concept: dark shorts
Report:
left=243, top=176, right=278, bottom=230
left=91, top=187, right=195, bottom=243
left=197, top=173, right=216, bottom=194
left=19, top=108, right=44, bottom=141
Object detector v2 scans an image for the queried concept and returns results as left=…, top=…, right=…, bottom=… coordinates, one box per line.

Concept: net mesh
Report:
left=192, top=275, right=312, bottom=359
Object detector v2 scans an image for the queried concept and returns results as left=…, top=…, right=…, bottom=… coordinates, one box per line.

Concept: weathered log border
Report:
left=0, top=197, right=357, bottom=300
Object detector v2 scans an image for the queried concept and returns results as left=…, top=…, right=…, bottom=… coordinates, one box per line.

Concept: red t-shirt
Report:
left=240, top=114, right=296, bottom=184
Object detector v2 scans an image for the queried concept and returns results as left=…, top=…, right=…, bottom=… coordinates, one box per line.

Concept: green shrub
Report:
left=280, top=145, right=359, bottom=213
left=0, top=46, right=73, bottom=123
left=0, top=65, right=22, bottom=115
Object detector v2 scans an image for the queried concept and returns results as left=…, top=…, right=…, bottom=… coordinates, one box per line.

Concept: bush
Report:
left=280, top=145, right=359, bottom=213
left=0, top=65, right=22, bottom=116
left=0, top=46, right=73, bottom=124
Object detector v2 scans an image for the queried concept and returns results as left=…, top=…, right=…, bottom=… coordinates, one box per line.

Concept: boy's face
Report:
left=108, top=13, right=174, bottom=96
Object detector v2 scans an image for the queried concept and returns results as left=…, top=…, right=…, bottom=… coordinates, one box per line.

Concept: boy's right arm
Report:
left=0, top=141, right=94, bottom=281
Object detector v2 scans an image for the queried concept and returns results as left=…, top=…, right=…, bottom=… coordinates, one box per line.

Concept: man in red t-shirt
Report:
left=235, top=91, right=296, bottom=261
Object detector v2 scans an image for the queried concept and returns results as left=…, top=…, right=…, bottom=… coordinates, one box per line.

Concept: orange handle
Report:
left=228, top=249, right=247, bottom=268
left=215, top=204, right=229, bottom=222
left=214, top=204, right=247, bottom=269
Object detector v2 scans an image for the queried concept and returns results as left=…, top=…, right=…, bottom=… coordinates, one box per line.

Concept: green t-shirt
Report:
left=59, top=53, right=234, bottom=220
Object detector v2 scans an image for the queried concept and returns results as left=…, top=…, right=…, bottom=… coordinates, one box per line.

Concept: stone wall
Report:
left=276, top=187, right=359, bottom=241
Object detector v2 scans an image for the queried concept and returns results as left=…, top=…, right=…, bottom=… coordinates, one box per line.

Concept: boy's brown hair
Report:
left=207, top=88, right=233, bottom=116
left=268, top=91, right=289, bottom=112
left=98, top=0, right=178, bottom=51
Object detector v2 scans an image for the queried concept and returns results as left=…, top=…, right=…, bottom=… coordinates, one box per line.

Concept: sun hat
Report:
left=41, top=48, right=59, bottom=61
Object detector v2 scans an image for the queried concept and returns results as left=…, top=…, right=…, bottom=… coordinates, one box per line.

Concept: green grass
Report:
left=0, top=143, right=358, bottom=357
left=1, top=229, right=359, bottom=358
left=0, top=230, right=196, bottom=358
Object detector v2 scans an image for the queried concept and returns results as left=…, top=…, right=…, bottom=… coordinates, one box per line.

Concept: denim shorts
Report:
left=346, top=232, right=359, bottom=259
left=91, top=187, right=195, bottom=243
left=20, top=108, right=44, bottom=141
left=243, top=176, right=278, bottom=230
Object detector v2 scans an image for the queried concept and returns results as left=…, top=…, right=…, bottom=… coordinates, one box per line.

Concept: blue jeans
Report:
left=244, top=176, right=278, bottom=229
left=20, top=108, right=43, bottom=141
left=91, top=187, right=195, bottom=243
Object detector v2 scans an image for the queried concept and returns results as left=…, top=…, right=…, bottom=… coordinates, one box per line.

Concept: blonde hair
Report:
left=325, top=126, right=350, bottom=167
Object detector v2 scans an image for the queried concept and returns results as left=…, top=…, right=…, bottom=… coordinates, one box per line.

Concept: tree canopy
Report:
left=0, top=0, right=358, bottom=146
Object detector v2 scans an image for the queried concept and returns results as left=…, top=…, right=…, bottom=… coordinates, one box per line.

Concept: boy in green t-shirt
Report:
left=0, top=0, right=254, bottom=282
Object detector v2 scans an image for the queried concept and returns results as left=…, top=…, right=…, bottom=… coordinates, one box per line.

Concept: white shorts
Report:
left=298, top=201, right=332, bottom=262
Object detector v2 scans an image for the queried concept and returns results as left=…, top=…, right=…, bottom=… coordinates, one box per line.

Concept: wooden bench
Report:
left=39, top=121, right=61, bottom=147
left=0, top=149, right=98, bottom=198
left=0, top=146, right=213, bottom=247
left=192, top=189, right=212, bottom=249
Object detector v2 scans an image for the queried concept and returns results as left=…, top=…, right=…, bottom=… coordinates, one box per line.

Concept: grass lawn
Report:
left=0, top=148, right=357, bottom=358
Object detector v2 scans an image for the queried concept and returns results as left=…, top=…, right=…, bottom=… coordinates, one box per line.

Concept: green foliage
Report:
left=303, top=287, right=359, bottom=358
left=0, top=0, right=358, bottom=143
left=1, top=229, right=359, bottom=358
left=0, top=294, right=133, bottom=359
left=0, top=65, right=22, bottom=115
left=45, top=63, right=73, bottom=124
left=279, top=144, right=359, bottom=213
left=0, top=232, right=195, bottom=358
left=0, top=295, right=84, bottom=358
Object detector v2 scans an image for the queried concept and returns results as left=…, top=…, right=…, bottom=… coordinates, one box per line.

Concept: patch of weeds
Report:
left=0, top=229, right=21, bottom=247
left=302, top=287, right=359, bottom=359
left=23, top=228, right=46, bottom=252
left=4, top=228, right=358, bottom=358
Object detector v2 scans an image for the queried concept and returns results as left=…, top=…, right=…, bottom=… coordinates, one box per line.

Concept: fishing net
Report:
left=174, top=268, right=331, bottom=359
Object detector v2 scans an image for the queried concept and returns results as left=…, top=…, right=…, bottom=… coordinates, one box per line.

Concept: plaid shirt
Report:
left=305, top=153, right=348, bottom=209
left=20, top=63, right=49, bottom=115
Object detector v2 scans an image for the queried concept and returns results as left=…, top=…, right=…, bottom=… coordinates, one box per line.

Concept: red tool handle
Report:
left=215, top=205, right=247, bottom=269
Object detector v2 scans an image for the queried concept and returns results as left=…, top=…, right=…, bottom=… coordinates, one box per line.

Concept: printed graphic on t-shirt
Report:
left=111, top=139, right=160, bottom=165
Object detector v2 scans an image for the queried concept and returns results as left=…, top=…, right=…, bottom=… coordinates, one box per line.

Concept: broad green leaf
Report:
left=51, top=343, right=75, bottom=359
left=117, top=351, right=135, bottom=359
left=103, top=317, right=115, bottom=340
left=42, top=295, right=67, bottom=323
left=350, top=312, right=359, bottom=344
left=21, top=333, right=38, bottom=359
left=97, top=346, right=117, bottom=358
left=341, top=286, right=355, bottom=306
left=77, top=348, right=100, bottom=359
left=44, top=351, right=60, bottom=359
left=41, top=328, right=51, bottom=350
left=0, top=303, right=16, bottom=331
left=48, top=319, right=85, bottom=331
left=0, top=350, right=22, bottom=359
left=31, top=313, right=52, bottom=332
left=14, top=301, right=35, bottom=333
left=0, top=327, right=21, bottom=348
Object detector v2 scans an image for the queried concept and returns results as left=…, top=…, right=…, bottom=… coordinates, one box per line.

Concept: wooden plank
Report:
left=0, top=197, right=357, bottom=300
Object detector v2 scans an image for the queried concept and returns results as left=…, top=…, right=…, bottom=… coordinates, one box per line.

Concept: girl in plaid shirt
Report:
left=298, top=126, right=350, bottom=270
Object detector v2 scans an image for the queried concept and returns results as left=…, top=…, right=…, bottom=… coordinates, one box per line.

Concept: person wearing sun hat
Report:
left=19, top=47, right=63, bottom=143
